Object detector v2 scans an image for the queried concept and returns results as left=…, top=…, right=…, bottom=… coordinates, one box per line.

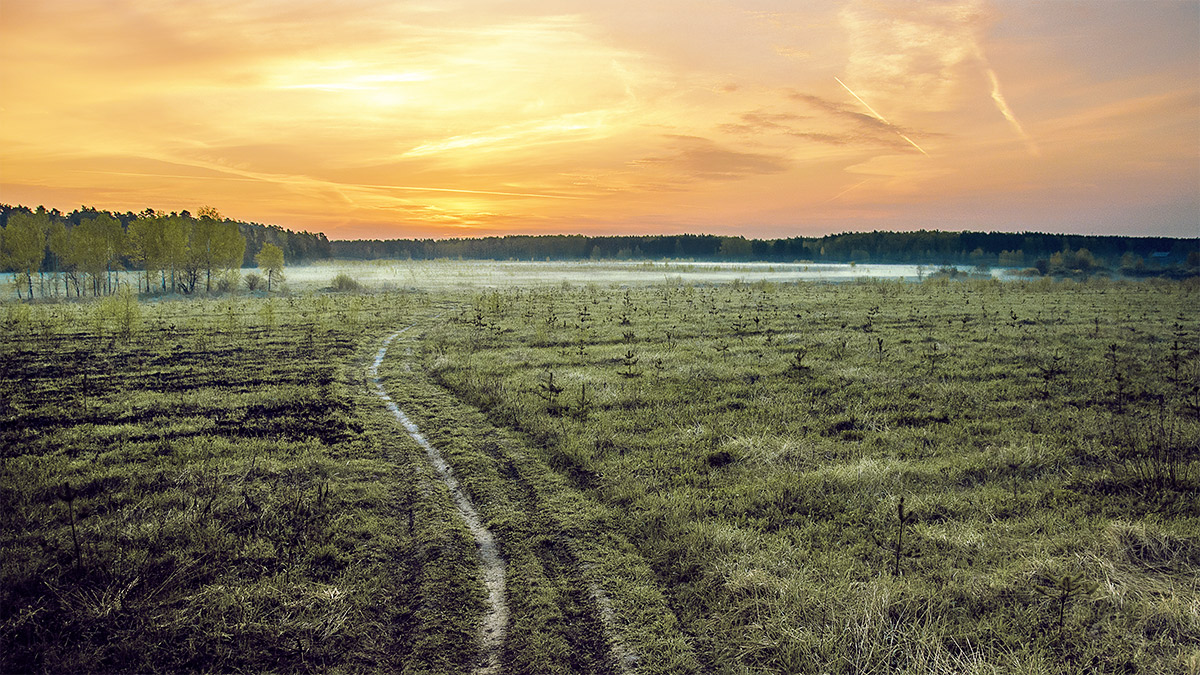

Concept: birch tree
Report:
left=254, top=242, right=285, bottom=292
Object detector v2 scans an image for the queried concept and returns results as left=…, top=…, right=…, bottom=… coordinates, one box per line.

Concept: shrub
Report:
left=215, top=271, right=241, bottom=293
left=330, top=273, right=363, bottom=292
left=244, top=273, right=264, bottom=291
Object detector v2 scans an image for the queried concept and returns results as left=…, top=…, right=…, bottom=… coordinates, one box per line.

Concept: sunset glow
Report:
left=2, top=0, right=1197, bottom=239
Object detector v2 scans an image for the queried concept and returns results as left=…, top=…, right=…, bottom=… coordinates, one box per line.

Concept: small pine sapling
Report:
left=1035, top=573, right=1097, bottom=640
left=575, top=382, right=590, bottom=421
left=1037, top=350, right=1065, bottom=399
left=621, top=349, right=640, bottom=378
left=1106, top=343, right=1127, bottom=413
left=788, top=347, right=810, bottom=378
left=62, top=483, right=82, bottom=570
left=892, top=496, right=916, bottom=576
left=923, top=341, right=945, bottom=375
left=538, top=370, right=565, bottom=414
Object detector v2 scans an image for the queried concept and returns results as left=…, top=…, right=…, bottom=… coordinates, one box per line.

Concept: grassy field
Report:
left=2, top=270, right=1198, bottom=674
left=0, top=292, right=493, bottom=673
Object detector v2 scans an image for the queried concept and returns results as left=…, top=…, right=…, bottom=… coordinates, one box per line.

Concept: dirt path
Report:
left=369, top=326, right=509, bottom=675
left=369, top=320, right=687, bottom=674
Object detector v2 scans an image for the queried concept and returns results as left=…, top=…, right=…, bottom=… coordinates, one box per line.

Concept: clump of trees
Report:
left=1, top=204, right=322, bottom=299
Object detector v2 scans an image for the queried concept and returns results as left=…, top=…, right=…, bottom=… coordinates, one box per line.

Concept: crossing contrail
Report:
left=824, top=178, right=870, bottom=203
left=834, top=77, right=929, bottom=156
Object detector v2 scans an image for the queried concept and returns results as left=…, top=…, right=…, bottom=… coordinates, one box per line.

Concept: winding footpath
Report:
left=369, top=326, right=509, bottom=675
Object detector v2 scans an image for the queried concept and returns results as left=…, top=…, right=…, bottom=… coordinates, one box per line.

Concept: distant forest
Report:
left=4, top=202, right=1196, bottom=295
left=334, top=231, right=1199, bottom=274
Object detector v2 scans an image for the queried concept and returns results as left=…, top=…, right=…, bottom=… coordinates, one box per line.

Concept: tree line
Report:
left=0, top=204, right=330, bottom=299
left=332, top=230, right=1199, bottom=273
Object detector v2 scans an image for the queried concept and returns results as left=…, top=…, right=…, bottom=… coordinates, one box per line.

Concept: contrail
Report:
left=824, top=178, right=870, bottom=203
left=834, top=77, right=929, bottom=156
left=986, top=69, right=1039, bottom=156
left=835, top=77, right=889, bottom=123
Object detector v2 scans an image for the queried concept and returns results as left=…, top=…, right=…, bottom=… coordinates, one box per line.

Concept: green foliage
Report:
left=255, top=243, right=285, bottom=292
left=70, top=213, right=126, bottom=296
left=188, top=217, right=245, bottom=293
left=97, top=285, right=142, bottom=341
left=1, top=210, right=47, bottom=299
left=329, top=230, right=1198, bottom=272
left=0, top=203, right=334, bottom=300
left=244, top=272, right=264, bottom=291
left=330, top=272, right=363, bottom=292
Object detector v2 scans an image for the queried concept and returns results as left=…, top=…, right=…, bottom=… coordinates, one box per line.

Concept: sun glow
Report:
left=1, top=1, right=1196, bottom=237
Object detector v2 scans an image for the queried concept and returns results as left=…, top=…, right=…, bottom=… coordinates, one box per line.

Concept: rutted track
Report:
left=370, top=325, right=509, bottom=675
left=370, top=317, right=700, bottom=674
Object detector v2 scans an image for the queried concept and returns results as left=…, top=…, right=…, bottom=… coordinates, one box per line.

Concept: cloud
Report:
left=717, top=110, right=808, bottom=135
left=785, top=91, right=933, bottom=153
left=789, top=92, right=894, bottom=132
left=837, top=0, right=1037, bottom=155
left=637, top=135, right=788, bottom=181
left=839, top=0, right=992, bottom=111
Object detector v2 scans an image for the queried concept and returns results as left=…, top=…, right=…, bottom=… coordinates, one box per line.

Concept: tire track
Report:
left=489, top=450, right=636, bottom=674
left=369, top=326, right=508, bottom=675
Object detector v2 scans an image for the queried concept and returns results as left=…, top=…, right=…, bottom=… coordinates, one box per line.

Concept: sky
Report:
left=1, top=0, right=1197, bottom=240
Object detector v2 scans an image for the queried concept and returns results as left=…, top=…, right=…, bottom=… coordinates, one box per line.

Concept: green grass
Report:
left=422, top=277, right=1199, bottom=673
left=0, top=292, right=485, bottom=673
left=2, top=273, right=1198, bottom=674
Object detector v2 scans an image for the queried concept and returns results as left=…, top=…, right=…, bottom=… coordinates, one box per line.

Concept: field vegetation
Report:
left=419, top=275, right=1199, bottom=673
left=1, top=267, right=1197, bottom=674
left=0, top=291, right=494, bottom=672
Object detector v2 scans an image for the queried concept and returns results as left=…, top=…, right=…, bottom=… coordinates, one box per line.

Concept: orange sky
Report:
left=2, top=0, right=1197, bottom=239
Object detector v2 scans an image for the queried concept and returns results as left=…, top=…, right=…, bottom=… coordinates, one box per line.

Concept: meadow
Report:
left=1, top=265, right=1197, bottom=674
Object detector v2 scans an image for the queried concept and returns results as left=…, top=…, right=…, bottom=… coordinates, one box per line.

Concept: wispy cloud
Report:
left=718, top=110, right=808, bottom=135
left=785, top=91, right=930, bottom=153
left=638, top=135, right=789, bottom=181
